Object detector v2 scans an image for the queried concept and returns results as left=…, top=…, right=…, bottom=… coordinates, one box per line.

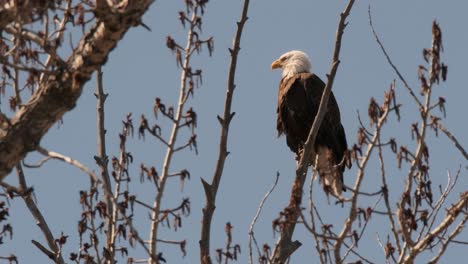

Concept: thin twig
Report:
left=375, top=234, right=389, bottom=264
left=421, top=168, right=460, bottom=244
left=36, top=146, right=100, bottom=183
left=343, top=195, right=384, bottom=262
left=249, top=172, right=280, bottom=264
left=377, top=137, right=401, bottom=253
left=368, top=6, right=423, bottom=109
left=109, top=123, right=131, bottom=261
left=308, top=168, right=326, bottom=264
left=435, top=121, right=468, bottom=160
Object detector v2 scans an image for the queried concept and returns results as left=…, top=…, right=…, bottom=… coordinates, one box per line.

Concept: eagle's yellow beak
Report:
left=271, top=59, right=282, bottom=70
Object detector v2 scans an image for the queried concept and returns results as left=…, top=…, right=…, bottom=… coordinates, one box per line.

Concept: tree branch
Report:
left=149, top=2, right=204, bottom=260
left=368, top=6, right=423, bottom=109
left=402, top=192, right=468, bottom=263
left=428, top=215, right=468, bottom=264
left=15, top=164, right=65, bottom=264
left=36, top=146, right=100, bottom=183
left=334, top=105, right=390, bottom=263
left=435, top=121, right=468, bottom=160
left=199, top=0, right=250, bottom=263
left=249, top=173, right=280, bottom=264
left=94, top=67, right=115, bottom=257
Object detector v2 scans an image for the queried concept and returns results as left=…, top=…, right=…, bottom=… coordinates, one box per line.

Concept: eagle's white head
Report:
left=271, top=50, right=312, bottom=79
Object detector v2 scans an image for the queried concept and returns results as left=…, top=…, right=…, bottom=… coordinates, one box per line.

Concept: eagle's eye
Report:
left=280, top=56, right=287, bottom=62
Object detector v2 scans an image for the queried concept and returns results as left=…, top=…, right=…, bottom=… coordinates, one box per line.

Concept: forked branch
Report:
left=200, top=0, right=250, bottom=263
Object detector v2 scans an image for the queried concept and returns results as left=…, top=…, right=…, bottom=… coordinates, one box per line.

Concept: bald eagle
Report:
left=271, top=50, right=350, bottom=198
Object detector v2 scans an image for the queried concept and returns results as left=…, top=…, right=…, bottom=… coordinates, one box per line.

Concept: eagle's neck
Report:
left=282, top=61, right=311, bottom=79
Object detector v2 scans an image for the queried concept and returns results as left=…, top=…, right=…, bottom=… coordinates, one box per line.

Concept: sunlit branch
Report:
left=402, top=193, right=468, bottom=263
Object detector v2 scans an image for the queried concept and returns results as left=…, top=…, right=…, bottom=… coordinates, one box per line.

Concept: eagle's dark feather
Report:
left=277, top=72, right=349, bottom=197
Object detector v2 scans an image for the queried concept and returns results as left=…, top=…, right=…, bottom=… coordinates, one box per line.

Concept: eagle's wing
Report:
left=302, top=74, right=349, bottom=197
left=277, top=73, right=349, bottom=198
left=277, top=75, right=314, bottom=154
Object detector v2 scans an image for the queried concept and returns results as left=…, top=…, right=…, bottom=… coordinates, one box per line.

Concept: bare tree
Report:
left=0, top=1, right=465, bottom=264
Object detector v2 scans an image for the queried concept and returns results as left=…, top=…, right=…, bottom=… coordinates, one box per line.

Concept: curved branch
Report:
left=249, top=173, right=280, bottom=264
left=36, top=146, right=100, bottom=183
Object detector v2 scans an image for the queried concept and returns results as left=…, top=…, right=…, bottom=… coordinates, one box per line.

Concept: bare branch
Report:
left=428, top=215, right=468, bottom=264
left=200, top=0, right=250, bottom=263
left=34, top=140, right=155, bottom=262
left=149, top=2, right=210, bottom=260
left=249, top=172, right=280, bottom=264
left=94, top=67, right=115, bottom=256
left=368, top=6, right=423, bottom=109
left=334, top=106, right=390, bottom=263
left=15, top=165, right=65, bottom=264
left=36, top=146, right=100, bottom=183
left=434, top=120, right=468, bottom=160
left=377, top=136, right=401, bottom=253
left=402, top=192, right=468, bottom=263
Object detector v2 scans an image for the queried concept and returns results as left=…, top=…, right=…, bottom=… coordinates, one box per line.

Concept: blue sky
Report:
left=2, top=1, right=467, bottom=263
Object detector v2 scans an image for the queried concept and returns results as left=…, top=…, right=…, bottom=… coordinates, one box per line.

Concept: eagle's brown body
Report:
left=276, top=72, right=349, bottom=197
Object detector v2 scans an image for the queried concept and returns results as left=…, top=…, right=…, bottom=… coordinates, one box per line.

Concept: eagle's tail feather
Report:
left=315, top=146, right=344, bottom=199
